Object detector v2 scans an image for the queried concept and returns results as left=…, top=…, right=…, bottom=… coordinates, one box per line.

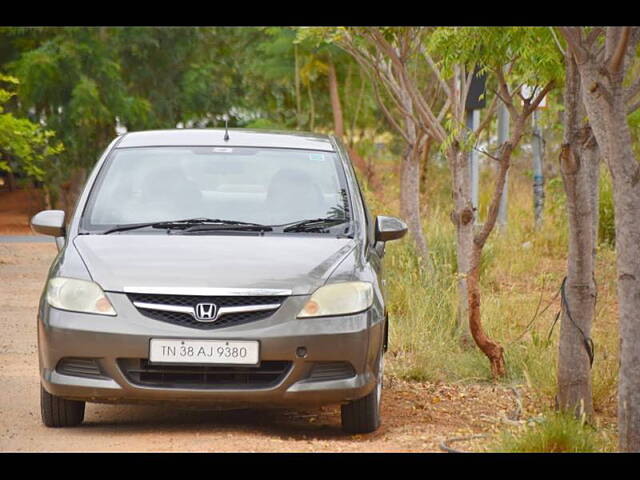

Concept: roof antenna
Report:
left=223, top=115, right=230, bottom=142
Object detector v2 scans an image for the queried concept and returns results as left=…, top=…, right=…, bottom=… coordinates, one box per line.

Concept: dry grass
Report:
left=361, top=151, right=619, bottom=450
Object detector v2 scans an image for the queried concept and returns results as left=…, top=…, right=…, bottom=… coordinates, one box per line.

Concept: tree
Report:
left=245, top=28, right=384, bottom=194
left=115, top=27, right=246, bottom=129
left=1, top=27, right=249, bottom=210
left=559, top=26, right=640, bottom=452
left=0, top=73, right=63, bottom=200
left=431, top=27, right=558, bottom=376
left=305, top=27, right=443, bottom=265
left=556, top=44, right=600, bottom=419
left=310, top=27, right=559, bottom=376
left=2, top=27, right=151, bottom=210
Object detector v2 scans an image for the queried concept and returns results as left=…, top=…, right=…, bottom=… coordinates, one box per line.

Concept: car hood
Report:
left=73, top=234, right=356, bottom=296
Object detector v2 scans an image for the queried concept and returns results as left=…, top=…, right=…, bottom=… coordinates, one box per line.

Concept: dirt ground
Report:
left=0, top=189, right=43, bottom=235
left=0, top=188, right=520, bottom=452
left=0, top=241, right=527, bottom=452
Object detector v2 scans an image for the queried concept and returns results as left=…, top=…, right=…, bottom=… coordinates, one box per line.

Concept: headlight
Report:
left=46, top=277, right=116, bottom=316
left=298, top=282, right=373, bottom=318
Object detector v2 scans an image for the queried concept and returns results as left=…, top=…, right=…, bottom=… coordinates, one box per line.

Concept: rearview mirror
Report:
left=375, top=216, right=407, bottom=242
left=30, top=210, right=66, bottom=237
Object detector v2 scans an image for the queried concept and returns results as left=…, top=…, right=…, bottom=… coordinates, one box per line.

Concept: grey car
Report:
left=32, top=129, right=407, bottom=434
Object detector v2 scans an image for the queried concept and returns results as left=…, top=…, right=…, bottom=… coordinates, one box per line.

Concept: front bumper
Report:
left=38, top=292, right=384, bottom=408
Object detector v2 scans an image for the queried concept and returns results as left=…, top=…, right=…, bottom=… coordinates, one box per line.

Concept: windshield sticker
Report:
left=309, top=153, right=326, bottom=161
left=213, top=147, right=233, bottom=153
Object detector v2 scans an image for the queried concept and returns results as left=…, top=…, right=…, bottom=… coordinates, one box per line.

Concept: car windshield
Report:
left=81, top=146, right=351, bottom=233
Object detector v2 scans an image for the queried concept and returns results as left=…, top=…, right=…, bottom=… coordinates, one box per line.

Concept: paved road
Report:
left=0, top=236, right=54, bottom=243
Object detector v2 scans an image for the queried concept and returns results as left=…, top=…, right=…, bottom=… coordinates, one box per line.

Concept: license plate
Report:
left=149, top=339, right=259, bottom=365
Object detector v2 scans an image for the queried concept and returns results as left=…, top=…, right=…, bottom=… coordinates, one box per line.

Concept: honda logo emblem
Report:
left=195, top=303, right=218, bottom=322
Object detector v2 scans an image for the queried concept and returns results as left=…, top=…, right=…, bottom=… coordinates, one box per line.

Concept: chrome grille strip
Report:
left=217, top=304, right=282, bottom=316
left=132, top=301, right=281, bottom=321
left=124, top=286, right=292, bottom=296
left=133, top=302, right=193, bottom=315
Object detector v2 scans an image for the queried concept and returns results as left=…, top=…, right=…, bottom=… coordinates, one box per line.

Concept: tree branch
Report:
left=421, top=46, right=452, bottom=98
left=586, top=27, right=605, bottom=47
left=549, top=27, right=566, bottom=56
left=369, top=74, right=412, bottom=144
left=474, top=115, right=527, bottom=248
left=627, top=99, right=640, bottom=115
left=475, top=94, right=499, bottom=137
left=524, top=81, right=555, bottom=116
left=496, top=66, right=520, bottom=118
left=607, top=26, right=631, bottom=75
left=559, top=27, right=587, bottom=64
left=625, top=75, right=640, bottom=104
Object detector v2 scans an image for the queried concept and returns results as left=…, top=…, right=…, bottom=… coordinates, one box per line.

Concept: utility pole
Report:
left=497, top=101, right=510, bottom=228
left=466, top=109, right=480, bottom=215
left=465, top=67, right=486, bottom=223
left=532, top=109, right=544, bottom=226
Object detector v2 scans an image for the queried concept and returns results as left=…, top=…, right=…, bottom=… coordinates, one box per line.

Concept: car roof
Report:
left=116, top=128, right=336, bottom=152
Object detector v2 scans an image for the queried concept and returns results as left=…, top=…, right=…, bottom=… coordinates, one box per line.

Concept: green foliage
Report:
left=426, top=27, right=564, bottom=155
left=0, top=74, right=63, bottom=181
left=1, top=27, right=256, bottom=200
left=490, top=411, right=612, bottom=452
left=427, top=27, right=564, bottom=86
left=1, top=26, right=382, bottom=204
left=5, top=27, right=151, bottom=175
left=244, top=27, right=380, bottom=138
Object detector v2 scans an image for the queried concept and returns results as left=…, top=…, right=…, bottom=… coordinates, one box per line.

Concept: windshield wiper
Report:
left=183, top=221, right=273, bottom=233
left=100, top=218, right=271, bottom=235
left=280, top=217, right=349, bottom=233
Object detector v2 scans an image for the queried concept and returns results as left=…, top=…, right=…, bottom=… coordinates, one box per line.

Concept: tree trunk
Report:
left=294, top=44, right=302, bottom=129
left=307, top=82, right=315, bottom=131
left=576, top=56, right=640, bottom=452
left=609, top=122, right=640, bottom=453
left=420, top=137, right=432, bottom=198
left=557, top=56, right=599, bottom=418
left=468, top=251, right=506, bottom=378
left=448, top=110, right=524, bottom=375
left=347, top=146, right=384, bottom=201
left=57, top=168, right=87, bottom=218
left=448, top=145, right=474, bottom=333
left=396, top=89, right=430, bottom=264
left=400, top=143, right=429, bottom=261
left=327, top=58, right=344, bottom=139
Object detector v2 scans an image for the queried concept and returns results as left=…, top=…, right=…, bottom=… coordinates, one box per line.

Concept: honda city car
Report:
left=32, top=129, right=407, bottom=433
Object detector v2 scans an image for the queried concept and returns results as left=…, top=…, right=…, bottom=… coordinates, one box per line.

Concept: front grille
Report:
left=56, top=358, right=104, bottom=379
left=118, top=358, right=292, bottom=389
left=127, top=293, right=287, bottom=330
left=307, top=362, right=356, bottom=381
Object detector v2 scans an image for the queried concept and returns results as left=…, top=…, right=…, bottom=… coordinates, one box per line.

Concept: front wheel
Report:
left=341, top=352, right=383, bottom=434
left=40, top=385, right=85, bottom=428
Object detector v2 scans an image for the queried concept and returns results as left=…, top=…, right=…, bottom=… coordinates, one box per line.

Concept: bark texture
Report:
left=557, top=54, right=599, bottom=418
left=400, top=140, right=429, bottom=261
left=327, top=59, right=344, bottom=139
left=561, top=26, right=640, bottom=451
left=398, top=92, right=430, bottom=262
left=448, top=145, right=474, bottom=332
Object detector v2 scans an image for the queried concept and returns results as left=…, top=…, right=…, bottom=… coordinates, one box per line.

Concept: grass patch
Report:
left=360, top=153, right=619, bottom=421
left=489, top=411, right=614, bottom=452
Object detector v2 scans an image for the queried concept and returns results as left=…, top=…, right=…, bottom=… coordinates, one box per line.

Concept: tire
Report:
left=341, top=351, right=383, bottom=434
left=40, top=385, right=85, bottom=428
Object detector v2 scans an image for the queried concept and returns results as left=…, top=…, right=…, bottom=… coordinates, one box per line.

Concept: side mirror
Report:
left=30, top=210, right=66, bottom=237
left=375, top=215, right=408, bottom=242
